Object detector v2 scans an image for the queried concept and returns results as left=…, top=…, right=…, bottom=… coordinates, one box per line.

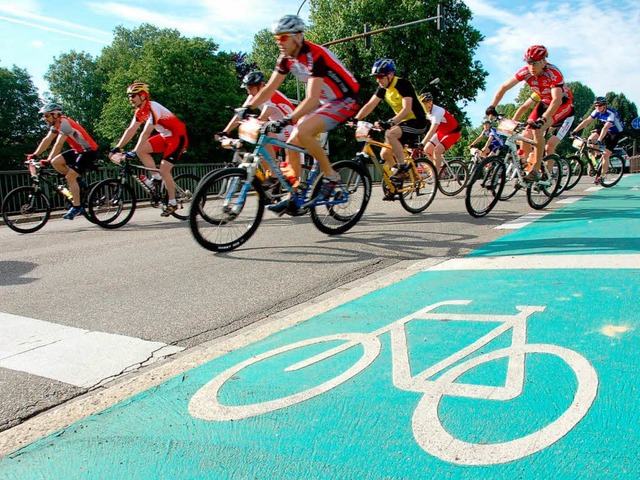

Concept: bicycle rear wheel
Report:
left=88, top=179, right=137, bottom=229
left=438, top=159, right=469, bottom=196
left=465, top=157, right=505, bottom=218
left=310, top=160, right=370, bottom=235
left=165, top=173, right=199, bottom=220
left=398, top=157, right=437, bottom=213
left=527, top=154, right=561, bottom=209
left=600, top=154, right=624, bottom=187
left=498, top=156, right=521, bottom=201
left=1, top=186, right=51, bottom=233
left=555, top=157, right=571, bottom=195
left=564, top=155, right=583, bottom=191
left=189, top=168, right=265, bottom=252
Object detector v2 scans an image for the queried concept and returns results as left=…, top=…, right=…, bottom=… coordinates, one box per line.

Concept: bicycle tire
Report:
left=310, top=160, right=371, bottom=235
left=498, top=155, right=521, bottom=201
left=563, top=155, right=583, bottom=191
left=438, top=159, right=469, bottom=196
left=1, top=186, right=51, bottom=233
left=189, top=333, right=381, bottom=421
left=555, top=156, right=571, bottom=196
left=189, top=167, right=265, bottom=252
left=527, top=154, right=561, bottom=210
left=398, top=157, right=438, bottom=213
left=465, top=157, right=505, bottom=218
left=87, top=179, right=137, bottom=229
left=600, top=154, right=624, bottom=187
left=164, top=173, right=199, bottom=220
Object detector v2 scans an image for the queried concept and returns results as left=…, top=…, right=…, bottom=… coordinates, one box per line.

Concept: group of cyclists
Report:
left=26, top=13, right=625, bottom=224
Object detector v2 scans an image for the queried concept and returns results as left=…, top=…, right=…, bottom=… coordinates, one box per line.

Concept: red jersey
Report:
left=50, top=116, right=97, bottom=152
left=514, top=63, right=571, bottom=105
left=276, top=41, right=360, bottom=103
left=135, top=100, right=186, bottom=137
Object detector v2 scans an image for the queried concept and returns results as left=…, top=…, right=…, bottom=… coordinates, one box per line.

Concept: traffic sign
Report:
left=631, top=117, right=640, bottom=129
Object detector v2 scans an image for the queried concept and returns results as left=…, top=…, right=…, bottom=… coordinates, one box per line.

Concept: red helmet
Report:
left=524, top=45, right=548, bottom=62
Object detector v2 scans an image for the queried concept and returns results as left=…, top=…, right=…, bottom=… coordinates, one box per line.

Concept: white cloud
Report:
left=31, top=39, right=43, bottom=48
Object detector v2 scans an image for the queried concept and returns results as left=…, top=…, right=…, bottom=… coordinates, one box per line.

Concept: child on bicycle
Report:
left=469, top=119, right=503, bottom=157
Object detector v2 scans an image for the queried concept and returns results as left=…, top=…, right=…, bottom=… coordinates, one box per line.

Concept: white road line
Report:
left=0, top=312, right=183, bottom=388
left=556, top=196, right=583, bottom=204
left=495, top=212, right=548, bottom=230
left=428, top=254, right=640, bottom=271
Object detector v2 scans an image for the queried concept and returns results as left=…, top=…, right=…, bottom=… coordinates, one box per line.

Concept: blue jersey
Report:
left=590, top=107, right=624, bottom=133
left=483, top=127, right=504, bottom=149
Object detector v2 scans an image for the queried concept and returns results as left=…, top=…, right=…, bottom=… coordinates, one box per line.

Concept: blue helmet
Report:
left=371, top=58, right=396, bottom=76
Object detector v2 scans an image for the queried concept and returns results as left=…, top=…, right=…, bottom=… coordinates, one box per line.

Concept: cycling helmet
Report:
left=524, top=45, right=548, bottom=62
left=482, top=118, right=492, bottom=125
left=39, top=102, right=62, bottom=114
left=594, top=96, right=607, bottom=105
left=241, top=71, right=266, bottom=88
left=271, top=15, right=305, bottom=35
left=371, top=58, right=396, bottom=76
left=126, top=82, right=150, bottom=97
left=419, top=92, right=433, bottom=103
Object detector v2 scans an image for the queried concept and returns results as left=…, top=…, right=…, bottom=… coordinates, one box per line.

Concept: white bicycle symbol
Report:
left=189, top=300, right=599, bottom=465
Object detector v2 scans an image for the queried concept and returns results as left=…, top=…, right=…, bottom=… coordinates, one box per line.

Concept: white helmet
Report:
left=272, top=14, right=305, bottom=35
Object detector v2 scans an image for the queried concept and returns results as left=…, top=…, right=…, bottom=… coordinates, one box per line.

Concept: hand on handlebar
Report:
left=528, top=118, right=545, bottom=130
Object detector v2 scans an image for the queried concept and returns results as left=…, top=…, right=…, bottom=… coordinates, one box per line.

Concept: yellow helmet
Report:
left=126, top=82, right=150, bottom=98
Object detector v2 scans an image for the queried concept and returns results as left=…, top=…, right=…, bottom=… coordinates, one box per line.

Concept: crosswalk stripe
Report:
left=0, top=312, right=183, bottom=388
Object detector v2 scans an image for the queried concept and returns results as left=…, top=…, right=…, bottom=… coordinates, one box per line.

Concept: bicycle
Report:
left=188, top=117, right=371, bottom=252
left=465, top=117, right=562, bottom=217
left=428, top=148, right=469, bottom=196
left=189, top=299, right=598, bottom=466
left=564, top=135, right=624, bottom=190
left=1, top=159, right=100, bottom=233
left=351, top=121, right=437, bottom=213
left=86, top=152, right=199, bottom=229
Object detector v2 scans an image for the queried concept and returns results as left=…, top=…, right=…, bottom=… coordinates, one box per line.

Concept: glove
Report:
left=270, top=116, right=292, bottom=133
left=529, top=118, right=545, bottom=130
left=215, top=131, right=228, bottom=140
left=594, top=139, right=602, bottom=146
left=485, top=106, right=498, bottom=116
left=234, top=107, right=250, bottom=120
left=377, top=118, right=395, bottom=130
left=109, top=147, right=121, bottom=155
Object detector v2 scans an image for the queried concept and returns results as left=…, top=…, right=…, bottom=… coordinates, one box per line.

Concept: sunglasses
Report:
left=595, top=103, right=606, bottom=107
left=273, top=34, right=291, bottom=42
left=526, top=60, right=543, bottom=65
left=374, top=74, right=388, bottom=79
left=128, top=94, right=139, bottom=99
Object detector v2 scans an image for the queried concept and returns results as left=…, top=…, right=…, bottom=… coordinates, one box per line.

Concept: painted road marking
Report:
left=496, top=212, right=548, bottom=230
left=0, top=312, right=183, bottom=388
left=556, top=196, right=582, bottom=204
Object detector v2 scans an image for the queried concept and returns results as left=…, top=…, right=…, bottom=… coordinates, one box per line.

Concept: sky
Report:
left=1, top=0, right=639, bottom=124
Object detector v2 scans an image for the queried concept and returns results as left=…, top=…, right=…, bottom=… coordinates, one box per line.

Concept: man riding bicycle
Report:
left=469, top=118, right=504, bottom=157
left=354, top=58, right=427, bottom=184
left=237, top=14, right=360, bottom=213
left=28, top=102, right=98, bottom=220
left=571, top=96, right=624, bottom=185
left=487, top=45, right=573, bottom=182
left=109, top=82, right=188, bottom=217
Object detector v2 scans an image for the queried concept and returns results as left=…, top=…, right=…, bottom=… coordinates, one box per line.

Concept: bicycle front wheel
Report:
left=399, top=157, right=438, bottom=213
left=1, top=186, right=51, bottom=233
left=465, top=158, right=505, bottom=218
left=438, top=159, right=469, bottom=196
left=88, top=179, right=137, bottom=229
left=555, top=157, right=571, bottom=196
left=310, top=160, right=371, bottom=235
left=564, top=155, right=583, bottom=191
left=600, top=154, right=624, bottom=187
left=527, top=154, right=561, bottom=210
left=189, top=168, right=265, bottom=252
left=167, top=173, right=199, bottom=220
left=498, top=156, right=521, bottom=201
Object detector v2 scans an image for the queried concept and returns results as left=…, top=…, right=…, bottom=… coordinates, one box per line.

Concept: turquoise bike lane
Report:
left=1, top=176, right=639, bottom=479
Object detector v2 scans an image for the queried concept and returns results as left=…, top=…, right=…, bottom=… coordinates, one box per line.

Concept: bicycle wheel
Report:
left=465, top=157, right=506, bottom=218
left=555, top=157, right=571, bottom=196
left=163, top=173, right=199, bottom=220
left=527, top=154, right=561, bottom=210
left=499, top=156, right=521, bottom=201
left=438, top=159, right=469, bottom=196
left=398, top=157, right=438, bottom=213
left=189, top=333, right=381, bottom=421
left=189, top=167, right=265, bottom=252
left=600, top=154, right=624, bottom=187
left=310, top=160, right=371, bottom=235
left=1, top=186, right=51, bottom=233
left=564, top=155, right=583, bottom=191
left=88, top=179, right=137, bottom=229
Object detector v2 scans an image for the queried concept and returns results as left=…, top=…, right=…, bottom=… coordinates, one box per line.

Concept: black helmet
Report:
left=272, top=14, right=305, bottom=35
left=241, top=71, right=266, bottom=88
left=39, top=102, right=62, bottom=114
left=419, top=92, right=433, bottom=103
left=594, top=96, right=607, bottom=105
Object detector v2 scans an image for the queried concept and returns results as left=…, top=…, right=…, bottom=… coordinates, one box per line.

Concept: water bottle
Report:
left=58, top=185, right=73, bottom=200
left=133, top=175, right=152, bottom=193
left=140, top=174, right=155, bottom=190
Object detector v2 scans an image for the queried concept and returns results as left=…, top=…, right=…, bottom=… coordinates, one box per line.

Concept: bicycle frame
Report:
left=570, top=135, right=604, bottom=173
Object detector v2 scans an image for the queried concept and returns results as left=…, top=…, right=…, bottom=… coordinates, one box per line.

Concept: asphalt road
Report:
left=0, top=179, right=595, bottom=432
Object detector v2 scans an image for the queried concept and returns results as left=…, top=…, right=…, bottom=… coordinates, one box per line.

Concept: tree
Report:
left=0, top=65, right=44, bottom=169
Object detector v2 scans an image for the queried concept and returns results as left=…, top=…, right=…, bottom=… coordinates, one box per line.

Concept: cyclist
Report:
left=420, top=93, right=461, bottom=171
left=468, top=118, right=504, bottom=157
left=237, top=14, right=360, bottom=213
left=218, top=70, right=298, bottom=188
left=353, top=58, right=427, bottom=183
left=109, top=82, right=188, bottom=217
left=28, top=102, right=98, bottom=220
left=571, top=96, right=624, bottom=185
left=487, top=45, right=573, bottom=182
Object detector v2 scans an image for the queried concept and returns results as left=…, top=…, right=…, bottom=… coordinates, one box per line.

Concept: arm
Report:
left=257, top=105, right=279, bottom=122
left=596, top=122, right=613, bottom=143
left=289, top=76, right=323, bottom=123
left=114, top=116, right=142, bottom=151
left=572, top=116, right=594, bottom=134
left=133, top=121, right=156, bottom=151
left=354, top=94, right=382, bottom=121
left=512, top=97, right=537, bottom=121
left=392, top=97, right=413, bottom=125
left=246, top=70, right=286, bottom=110
left=468, top=132, right=484, bottom=148
left=46, top=134, right=68, bottom=162
left=421, top=119, right=439, bottom=147
left=489, top=76, right=520, bottom=109
left=31, top=130, right=57, bottom=157
left=539, top=86, right=562, bottom=122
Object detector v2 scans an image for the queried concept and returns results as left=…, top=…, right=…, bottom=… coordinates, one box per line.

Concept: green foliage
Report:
left=0, top=65, right=45, bottom=169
